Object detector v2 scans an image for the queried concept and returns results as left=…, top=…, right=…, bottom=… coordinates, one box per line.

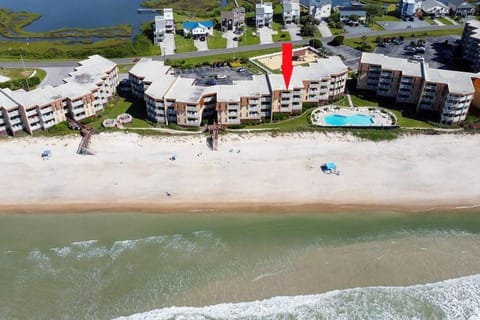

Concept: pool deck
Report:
left=311, top=106, right=397, bottom=128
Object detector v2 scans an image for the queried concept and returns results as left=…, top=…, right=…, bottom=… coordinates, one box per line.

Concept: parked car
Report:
left=237, top=68, right=246, bottom=72
left=415, top=46, right=425, bottom=53
left=200, top=36, right=206, bottom=41
left=404, top=45, right=414, bottom=50
left=216, top=74, right=227, bottom=79
left=206, top=79, right=217, bottom=85
left=412, top=55, right=424, bottom=61
left=408, top=16, right=414, bottom=21
left=233, top=37, right=238, bottom=41
left=393, top=38, right=403, bottom=45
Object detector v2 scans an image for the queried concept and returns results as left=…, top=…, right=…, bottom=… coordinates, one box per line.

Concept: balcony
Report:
left=8, top=110, right=20, bottom=117
left=10, top=117, right=22, bottom=125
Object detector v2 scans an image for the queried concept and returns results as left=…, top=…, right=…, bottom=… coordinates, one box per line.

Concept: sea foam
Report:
left=114, top=274, right=480, bottom=320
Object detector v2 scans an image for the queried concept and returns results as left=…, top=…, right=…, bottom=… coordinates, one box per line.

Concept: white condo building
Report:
left=0, top=55, right=118, bottom=136
left=357, top=52, right=480, bottom=125
left=128, top=54, right=348, bottom=127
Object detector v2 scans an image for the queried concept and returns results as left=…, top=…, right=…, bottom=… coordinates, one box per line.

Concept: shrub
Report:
left=309, top=38, right=323, bottom=49
left=330, top=35, right=344, bottom=46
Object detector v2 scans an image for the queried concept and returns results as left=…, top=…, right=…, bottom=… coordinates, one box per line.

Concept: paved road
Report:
left=0, top=24, right=464, bottom=69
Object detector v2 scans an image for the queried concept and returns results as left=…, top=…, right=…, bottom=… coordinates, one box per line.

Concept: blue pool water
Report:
left=324, top=114, right=374, bottom=126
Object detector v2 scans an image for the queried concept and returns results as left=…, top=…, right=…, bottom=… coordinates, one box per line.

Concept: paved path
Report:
left=222, top=30, right=238, bottom=49
left=444, top=16, right=458, bottom=25
left=317, top=22, right=332, bottom=37
left=433, top=19, right=445, bottom=26
left=194, top=39, right=209, bottom=51
left=285, top=24, right=302, bottom=41
left=1, top=25, right=464, bottom=68
left=160, top=33, right=175, bottom=56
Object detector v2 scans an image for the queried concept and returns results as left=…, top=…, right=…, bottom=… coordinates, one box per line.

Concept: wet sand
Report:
left=176, top=233, right=480, bottom=307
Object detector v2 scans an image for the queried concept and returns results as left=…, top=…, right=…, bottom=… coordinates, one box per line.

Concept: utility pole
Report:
left=20, top=49, right=29, bottom=91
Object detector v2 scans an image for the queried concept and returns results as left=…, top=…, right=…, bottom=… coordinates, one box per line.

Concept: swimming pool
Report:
left=324, top=114, right=374, bottom=126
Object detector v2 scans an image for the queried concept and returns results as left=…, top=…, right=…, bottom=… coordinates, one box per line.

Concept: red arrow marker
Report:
left=281, top=43, right=293, bottom=90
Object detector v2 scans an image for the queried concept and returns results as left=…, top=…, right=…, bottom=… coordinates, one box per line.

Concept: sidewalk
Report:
left=317, top=22, right=332, bottom=37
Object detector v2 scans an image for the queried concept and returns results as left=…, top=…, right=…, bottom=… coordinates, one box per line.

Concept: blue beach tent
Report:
left=325, top=162, right=336, bottom=170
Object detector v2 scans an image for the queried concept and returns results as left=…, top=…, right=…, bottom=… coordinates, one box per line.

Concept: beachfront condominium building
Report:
left=0, top=55, right=118, bottom=136
left=357, top=52, right=480, bottom=124
left=256, top=1, right=274, bottom=28
left=129, top=54, right=348, bottom=127
left=153, top=8, right=175, bottom=45
left=461, top=19, right=480, bottom=73
left=283, top=0, right=300, bottom=24
left=301, top=0, right=331, bottom=20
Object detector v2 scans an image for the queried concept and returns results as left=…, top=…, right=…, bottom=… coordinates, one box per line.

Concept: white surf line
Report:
left=252, top=269, right=287, bottom=282
left=454, top=204, right=480, bottom=209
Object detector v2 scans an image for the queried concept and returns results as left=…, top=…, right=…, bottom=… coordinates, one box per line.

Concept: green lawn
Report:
left=371, top=23, right=384, bottom=31
left=330, top=28, right=344, bottom=36
left=375, top=15, right=401, bottom=22
left=272, top=22, right=291, bottom=42
left=207, top=30, right=227, bottom=49
left=238, top=27, right=261, bottom=46
left=243, top=108, right=313, bottom=131
left=85, top=96, right=153, bottom=131
left=424, top=17, right=437, bottom=25
left=118, top=64, right=134, bottom=74
left=436, top=17, right=453, bottom=25
left=174, top=34, right=196, bottom=53
left=348, top=95, right=433, bottom=128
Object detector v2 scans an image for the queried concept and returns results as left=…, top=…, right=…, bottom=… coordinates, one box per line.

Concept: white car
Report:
left=216, top=74, right=227, bottom=79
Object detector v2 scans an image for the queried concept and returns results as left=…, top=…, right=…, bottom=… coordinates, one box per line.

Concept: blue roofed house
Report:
left=182, top=21, right=214, bottom=39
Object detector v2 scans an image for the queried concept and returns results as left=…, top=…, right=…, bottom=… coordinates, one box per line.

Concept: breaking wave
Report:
left=115, top=274, right=480, bottom=320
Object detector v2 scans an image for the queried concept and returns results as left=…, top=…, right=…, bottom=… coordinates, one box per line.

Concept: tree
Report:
left=359, top=35, right=371, bottom=51
left=349, top=14, right=359, bottom=22
left=330, top=35, right=344, bottom=46
left=300, top=23, right=316, bottom=37
left=365, top=3, right=383, bottom=26
left=309, top=38, right=323, bottom=49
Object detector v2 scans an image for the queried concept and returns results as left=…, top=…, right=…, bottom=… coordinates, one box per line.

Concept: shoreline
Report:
left=1, top=132, right=479, bottom=215
left=1, top=200, right=480, bottom=215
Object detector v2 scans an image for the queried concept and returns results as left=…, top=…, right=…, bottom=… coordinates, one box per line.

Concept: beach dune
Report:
left=1, top=132, right=479, bottom=213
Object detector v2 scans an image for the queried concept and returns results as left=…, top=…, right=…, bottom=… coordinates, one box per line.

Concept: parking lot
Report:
left=377, top=19, right=431, bottom=31
left=374, top=35, right=462, bottom=69
left=174, top=65, right=253, bottom=86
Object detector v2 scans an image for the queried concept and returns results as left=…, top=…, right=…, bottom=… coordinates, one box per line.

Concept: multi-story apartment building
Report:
left=301, top=0, right=331, bottom=20
left=357, top=52, right=480, bottom=124
left=153, top=8, right=175, bottom=45
left=130, top=55, right=348, bottom=127
left=283, top=0, right=300, bottom=24
left=461, top=19, right=480, bottom=73
left=0, top=55, right=118, bottom=136
left=256, top=1, right=274, bottom=28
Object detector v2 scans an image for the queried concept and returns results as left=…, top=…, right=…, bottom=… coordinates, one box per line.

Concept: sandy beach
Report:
left=0, top=132, right=479, bottom=213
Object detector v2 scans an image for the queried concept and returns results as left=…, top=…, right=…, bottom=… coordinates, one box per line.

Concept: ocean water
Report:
left=1, top=212, right=480, bottom=319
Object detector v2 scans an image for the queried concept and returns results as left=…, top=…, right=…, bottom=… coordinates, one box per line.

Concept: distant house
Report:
left=300, top=0, right=331, bottom=20
left=421, top=0, right=449, bottom=17
left=338, top=7, right=367, bottom=23
left=448, top=0, right=476, bottom=17
left=221, top=7, right=245, bottom=32
left=182, top=21, right=214, bottom=39
left=283, top=0, right=300, bottom=24
left=153, top=8, right=175, bottom=45
left=397, top=0, right=420, bottom=16
left=256, top=1, right=274, bottom=28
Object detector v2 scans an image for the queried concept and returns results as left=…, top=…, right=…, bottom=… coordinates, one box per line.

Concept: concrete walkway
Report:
left=317, top=22, right=332, bottom=37
left=222, top=30, right=238, bottom=49
left=443, top=16, right=458, bottom=25
left=194, top=39, right=209, bottom=51
left=285, top=24, right=302, bottom=41
left=160, top=33, right=176, bottom=56
left=433, top=19, right=445, bottom=26
left=258, top=27, right=276, bottom=44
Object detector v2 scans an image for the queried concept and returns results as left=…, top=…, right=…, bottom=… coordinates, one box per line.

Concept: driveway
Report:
left=194, top=38, right=209, bottom=51
left=317, top=22, right=332, bottom=37
left=160, top=33, right=176, bottom=56
left=285, top=24, right=302, bottom=41
left=222, top=30, right=238, bottom=49
left=343, top=24, right=372, bottom=34
left=257, top=27, right=277, bottom=44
